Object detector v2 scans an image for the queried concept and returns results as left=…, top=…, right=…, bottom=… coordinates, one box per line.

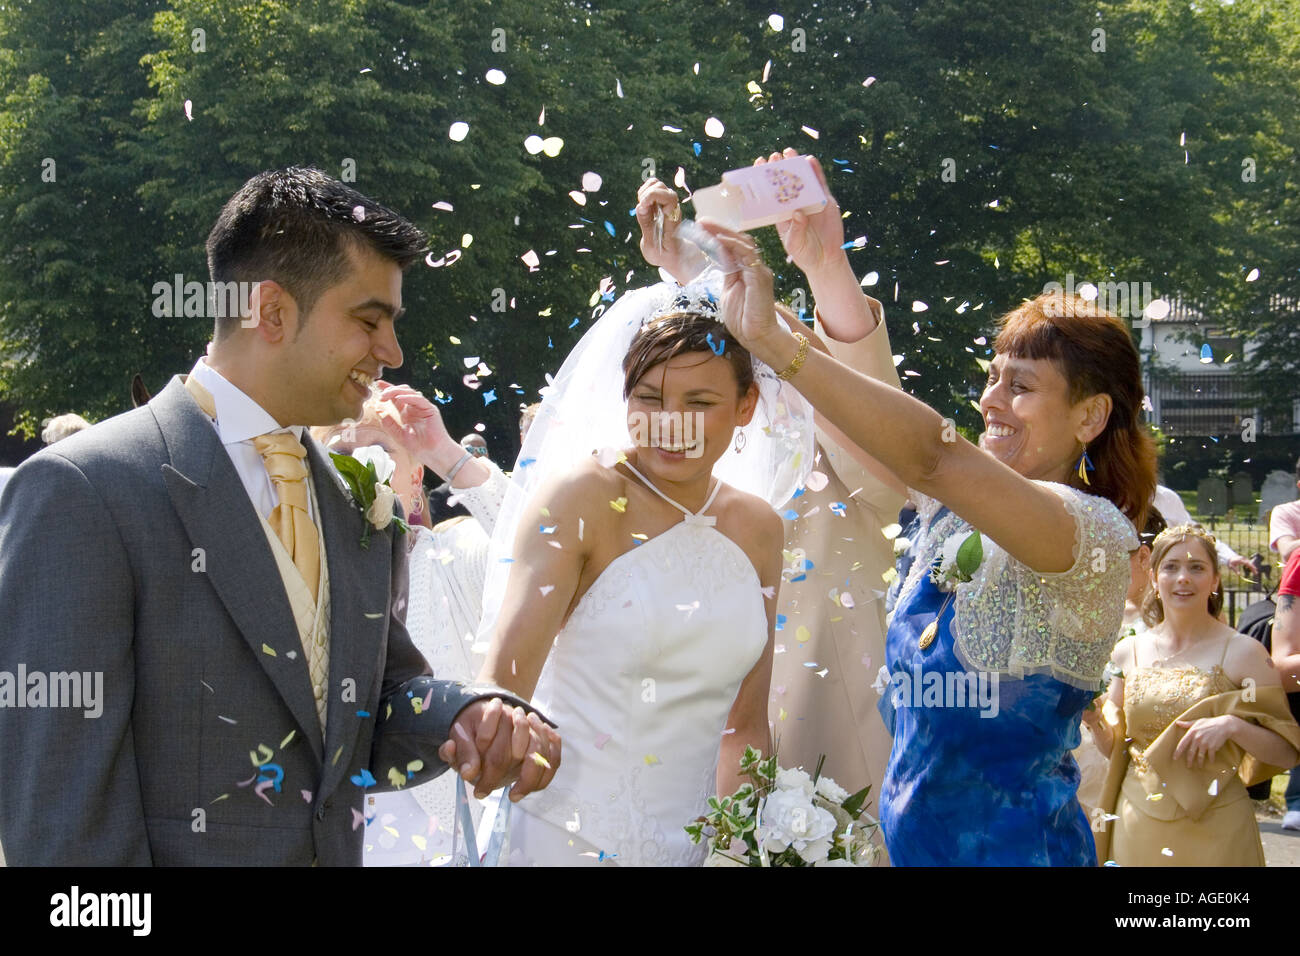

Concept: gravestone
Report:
left=1197, top=476, right=1228, bottom=518
left=1228, top=471, right=1254, bottom=511
left=1260, top=470, right=1298, bottom=522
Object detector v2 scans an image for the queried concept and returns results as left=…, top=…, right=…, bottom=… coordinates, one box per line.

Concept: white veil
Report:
left=474, top=269, right=815, bottom=652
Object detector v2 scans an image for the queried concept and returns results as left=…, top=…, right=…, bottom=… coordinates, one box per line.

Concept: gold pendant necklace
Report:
left=918, top=592, right=956, bottom=651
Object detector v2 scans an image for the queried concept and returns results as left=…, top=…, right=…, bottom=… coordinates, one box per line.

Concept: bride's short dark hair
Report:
left=622, top=311, right=754, bottom=399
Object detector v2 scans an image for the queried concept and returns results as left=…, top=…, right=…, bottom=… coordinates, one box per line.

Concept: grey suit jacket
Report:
left=0, top=377, right=528, bottom=865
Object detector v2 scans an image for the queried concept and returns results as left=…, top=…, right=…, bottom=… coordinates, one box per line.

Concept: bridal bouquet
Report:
left=685, top=748, right=880, bottom=867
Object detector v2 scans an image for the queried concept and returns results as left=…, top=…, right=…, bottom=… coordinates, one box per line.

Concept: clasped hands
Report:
left=440, top=697, right=562, bottom=802
left=1172, top=714, right=1237, bottom=769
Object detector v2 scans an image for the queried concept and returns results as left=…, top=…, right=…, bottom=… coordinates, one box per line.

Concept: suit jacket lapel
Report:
left=304, top=432, right=394, bottom=797
left=152, top=376, right=323, bottom=763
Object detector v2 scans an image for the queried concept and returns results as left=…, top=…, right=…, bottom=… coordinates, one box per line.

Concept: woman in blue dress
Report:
left=702, top=220, right=1156, bottom=865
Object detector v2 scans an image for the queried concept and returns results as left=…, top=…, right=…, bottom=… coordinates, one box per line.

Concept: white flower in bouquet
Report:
left=814, top=775, right=850, bottom=804
left=774, top=767, right=815, bottom=797
left=759, top=788, right=837, bottom=863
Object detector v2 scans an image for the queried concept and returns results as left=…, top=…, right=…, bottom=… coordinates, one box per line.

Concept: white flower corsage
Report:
left=929, top=530, right=991, bottom=592
left=329, top=445, right=410, bottom=549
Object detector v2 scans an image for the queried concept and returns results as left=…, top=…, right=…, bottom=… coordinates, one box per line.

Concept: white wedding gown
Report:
left=505, top=464, right=768, bottom=866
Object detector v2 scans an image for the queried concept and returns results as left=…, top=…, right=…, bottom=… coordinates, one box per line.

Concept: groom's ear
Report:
left=248, top=280, right=294, bottom=344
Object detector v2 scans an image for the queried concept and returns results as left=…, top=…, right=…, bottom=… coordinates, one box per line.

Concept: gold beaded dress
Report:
left=1096, top=636, right=1300, bottom=866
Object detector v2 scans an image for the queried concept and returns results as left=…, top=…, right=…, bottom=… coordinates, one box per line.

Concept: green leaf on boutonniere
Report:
left=955, top=530, right=984, bottom=579
left=329, top=452, right=370, bottom=499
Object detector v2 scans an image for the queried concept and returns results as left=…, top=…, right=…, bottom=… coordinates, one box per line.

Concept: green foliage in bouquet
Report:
left=686, top=746, right=881, bottom=867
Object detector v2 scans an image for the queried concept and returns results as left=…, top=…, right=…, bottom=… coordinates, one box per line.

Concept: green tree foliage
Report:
left=1, top=0, right=1296, bottom=454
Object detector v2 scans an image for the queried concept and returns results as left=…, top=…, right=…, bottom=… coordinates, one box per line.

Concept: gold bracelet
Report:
left=776, top=332, right=810, bottom=380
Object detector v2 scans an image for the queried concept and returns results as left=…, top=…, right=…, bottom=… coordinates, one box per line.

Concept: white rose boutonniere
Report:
left=329, top=448, right=410, bottom=549
left=930, top=530, right=992, bottom=592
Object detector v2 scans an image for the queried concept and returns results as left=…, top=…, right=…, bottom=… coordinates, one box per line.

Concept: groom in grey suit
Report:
left=0, top=168, right=559, bottom=865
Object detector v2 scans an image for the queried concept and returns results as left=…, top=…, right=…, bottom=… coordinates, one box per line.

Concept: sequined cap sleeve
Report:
left=950, top=482, right=1138, bottom=690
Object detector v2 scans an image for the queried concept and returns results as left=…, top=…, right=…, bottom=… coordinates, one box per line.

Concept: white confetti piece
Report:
left=582, top=171, right=603, bottom=192
left=351, top=205, right=365, bottom=222
left=568, top=190, right=587, bottom=205
left=524, top=135, right=545, bottom=154
left=1246, top=267, right=1260, bottom=282
left=863, top=76, right=876, bottom=88
left=615, top=79, right=624, bottom=98
left=485, top=69, right=506, bottom=85
left=704, top=116, right=725, bottom=138
left=539, top=585, right=555, bottom=597
left=805, top=470, right=829, bottom=493
left=431, top=201, right=454, bottom=212
left=662, top=124, right=682, bottom=133
left=448, top=121, right=469, bottom=142
left=801, top=125, right=820, bottom=139
left=762, top=60, right=772, bottom=83
left=862, top=270, right=879, bottom=286
left=912, top=301, right=928, bottom=312
left=521, top=249, right=540, bottom=269
left=768, top=13, right=785, bottom=30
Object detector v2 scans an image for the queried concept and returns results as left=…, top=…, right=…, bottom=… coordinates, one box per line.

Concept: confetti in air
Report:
left=448, top=121, right=469, bottom=142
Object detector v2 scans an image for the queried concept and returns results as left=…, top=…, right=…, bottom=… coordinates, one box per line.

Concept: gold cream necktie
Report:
left=185, top=374, right=321, bottom=601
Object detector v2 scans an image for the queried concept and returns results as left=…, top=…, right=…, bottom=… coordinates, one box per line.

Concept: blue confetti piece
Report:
left=350, top=768, right=377, bottom=788
left=776, top=614, right=787, bottom=631
left=628, top=207, right=637, bottom=217
left=832, top=158, right=849, bottom=164
left=706, top=332, right=726, bottom=356
left=781, top=508, right=799, bottom=520
left=257, top=763, right=284, bottom=792
left=601, top=288, right=616, bottom=302
left=1200, top=343, right=1213, bottom=362
left=803, top=559, right=815, bottom=571
left=432, top=393, right=452, bottom=405
left=547, top=336, right=554, bottom=348
left=569, top=317, right=580, bottom=329
left=483, top=389, right=497, bottom=406
left=830, top=501, right=847, bottom=517
left=604, top=221, right=616, bottom=236
left=356, top=710, right=370, bottom=718
left=539, top=525, right=556, bottom=534
left=498, top=557, right=515, bottom=563
left=790, top=574, right=807, bottom=583
left=693, top=141, right=702, bottom=156
left=840, top=241, right=857, bottom=249
left=792, top=487, right=805, bottom=499
left=519, top=457, right=536, bottom=468
left=597, top=850, right=618, bottom=862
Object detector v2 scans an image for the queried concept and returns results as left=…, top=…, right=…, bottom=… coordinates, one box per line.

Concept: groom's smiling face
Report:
left=280, top=241, right=405, bottom=426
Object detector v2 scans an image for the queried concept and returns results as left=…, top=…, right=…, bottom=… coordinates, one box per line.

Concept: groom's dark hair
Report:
left=206, top=167, right=427, bottom=337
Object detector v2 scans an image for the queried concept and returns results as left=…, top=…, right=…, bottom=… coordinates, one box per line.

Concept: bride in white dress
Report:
left=475, top=279, right=813, bottom=865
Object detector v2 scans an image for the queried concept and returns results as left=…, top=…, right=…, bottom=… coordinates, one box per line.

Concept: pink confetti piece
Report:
left=431, top=201, right=454, bottom=212
left=521, top=249, right=540, bottom=270
left=301, top=790, right=313, bottom=803
left=805, top=470, right=829, bottom=493
left=183, top=99, right=193, bottom=121
left=351, top=808, right=365, bottom=830
left=760, top=585, right=776, bottom=599
left=351, top=205, right=365, bottom=222
left=581, top=171, right=603, bottom=192
left=594, top=733, right=611, bottom=749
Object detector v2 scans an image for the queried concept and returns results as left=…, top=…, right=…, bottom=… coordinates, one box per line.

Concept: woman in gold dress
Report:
left=1088, top=525, right=1300, bottom=865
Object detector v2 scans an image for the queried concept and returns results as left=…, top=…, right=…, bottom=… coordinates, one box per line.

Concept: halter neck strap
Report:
left=621, top=459, right=720, bottom=527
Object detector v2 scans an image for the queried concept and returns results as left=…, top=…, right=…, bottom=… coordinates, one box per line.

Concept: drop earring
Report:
left=1076, top=444, right=1095, bottom=485
left=734, top=430, right=746, bottom=454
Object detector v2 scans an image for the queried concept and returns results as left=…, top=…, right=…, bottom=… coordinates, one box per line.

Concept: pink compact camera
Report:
left=691, top=155, right=829, bottom=230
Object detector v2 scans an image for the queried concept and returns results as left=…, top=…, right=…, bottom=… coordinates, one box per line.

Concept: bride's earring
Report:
left=734, top=430, right=746, bottom=454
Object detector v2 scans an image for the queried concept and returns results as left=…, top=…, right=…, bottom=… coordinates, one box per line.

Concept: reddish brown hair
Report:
left=993, top=292, right=1156, bottom=528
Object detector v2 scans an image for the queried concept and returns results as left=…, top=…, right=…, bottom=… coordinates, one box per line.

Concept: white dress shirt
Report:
left=188, top=358, right=316, bottom=522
